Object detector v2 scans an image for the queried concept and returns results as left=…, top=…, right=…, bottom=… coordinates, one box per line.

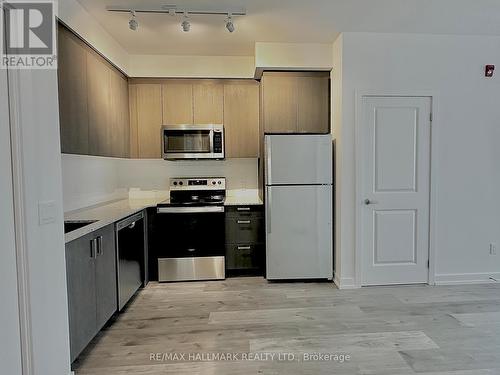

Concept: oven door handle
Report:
left=157, top=206, right=225, bottom=214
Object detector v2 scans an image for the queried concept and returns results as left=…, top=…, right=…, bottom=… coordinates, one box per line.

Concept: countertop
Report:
left=64, top=189, right=263, bottom=244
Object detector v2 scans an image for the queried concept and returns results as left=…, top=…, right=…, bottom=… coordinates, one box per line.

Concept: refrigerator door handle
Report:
left=266, top=188, right=271, bottom=234
left=266, top=137, right=272, bottom=186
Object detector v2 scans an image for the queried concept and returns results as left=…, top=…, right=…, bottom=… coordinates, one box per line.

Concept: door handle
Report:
left=237, top=207, right=251, bottom=212
left=237, top=220, right=251, bottom=225
left=237, top=245, right=251, bottom=250
left=364, top=199, right=377, bottom=205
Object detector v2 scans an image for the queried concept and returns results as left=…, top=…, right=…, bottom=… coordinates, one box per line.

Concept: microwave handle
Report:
left=209, top=128, right=214, bottom=154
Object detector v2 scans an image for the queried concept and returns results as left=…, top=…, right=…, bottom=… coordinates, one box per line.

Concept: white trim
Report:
left=354, top=90, right=439, bottom=288
left=333, top=273, right=357, bottom=289
left=435, top=272, right=500, bottom=285
left=7, top=64, right=34, bottom=375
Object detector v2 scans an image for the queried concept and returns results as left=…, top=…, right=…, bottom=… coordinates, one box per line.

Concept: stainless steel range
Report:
left=155, top=177, right=226, bottom=282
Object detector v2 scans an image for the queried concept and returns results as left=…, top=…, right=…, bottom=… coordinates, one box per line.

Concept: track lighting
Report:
left=181, top=11, right=190, bottom=32
left=107, top=6, right=245, bottom=33
left=129, top=11, right=138, bottom=31
left=225, top=13, right=235, bottom=33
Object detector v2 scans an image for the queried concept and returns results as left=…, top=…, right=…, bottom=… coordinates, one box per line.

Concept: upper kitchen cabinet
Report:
left=57, top=25, right=89, bottom=155
left=162, top=82, right=193, bottom=125
left=193, top=83, right=224, bottom=124
left=224, top=82, right=260, bottom=158
left=57, top=23, right=130, bottom=158
left=261, top=71, right=330, bottom=134
left=129, top=83, right=163, bottom=159
left=130, top=79, right=259, bottom=158
left=109, top=69, right=130, bottom=158
left=161, top=81, right=224, bottom=125
left=87, top=50, right=112, bottom=157
left=297, top=75, right=330, bottom=134
left=262, top=73, right=298, bottom=133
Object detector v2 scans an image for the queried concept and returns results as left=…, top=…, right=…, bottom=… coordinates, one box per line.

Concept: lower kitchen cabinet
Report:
left=225, top=205, right=264, bottom=274
left=65, top=224, right=117, bottom=363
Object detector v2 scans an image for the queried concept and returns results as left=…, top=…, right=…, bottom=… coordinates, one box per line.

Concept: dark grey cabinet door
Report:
left=65, top=234, right=97, bottom=363
left=94, top=225, right=117, bottom=330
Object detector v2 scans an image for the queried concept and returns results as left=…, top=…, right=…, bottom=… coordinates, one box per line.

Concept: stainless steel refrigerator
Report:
left=265, top=134, right=333, bottom=280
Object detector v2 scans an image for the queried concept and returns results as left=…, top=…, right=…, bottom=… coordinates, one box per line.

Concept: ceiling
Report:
left=77, top=0, right=500, bottom=56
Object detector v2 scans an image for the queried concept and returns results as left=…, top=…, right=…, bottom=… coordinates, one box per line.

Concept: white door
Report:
left=360, top=96, right=431, bottom=285
left=266, top=185, right=332, bottom=280
left=265, top=135, right=332, bottom=185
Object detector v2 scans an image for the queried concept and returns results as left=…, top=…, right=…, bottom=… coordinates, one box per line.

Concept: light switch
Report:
left=38, top=201, right=57, bottom=225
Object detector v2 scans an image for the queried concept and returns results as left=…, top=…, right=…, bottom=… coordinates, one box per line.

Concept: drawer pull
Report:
left=237, top=220, right=251, bottom=224
left=237, top=207, right=251, bottom=211
left=237, top=246, right=251, bottom=250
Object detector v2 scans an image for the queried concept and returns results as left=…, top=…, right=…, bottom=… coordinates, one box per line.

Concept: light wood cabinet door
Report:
left=109, top=70, right=130, bottom=158
left=224, top=83, right=260, bottom=158
left=262, top=73, right=298, bottom=133
left=134, top=84, right=162, bottom=158
left=57, top=26, right=89, bottom=154
left=262, top=72, right=330, bottom=134
left=193, top=83, right=223, bottom=124
left=162, top=83, right=193, bottom=124
left=87, top=50, right=112, bottom=157
left=297, top=76, right=330, bottom=133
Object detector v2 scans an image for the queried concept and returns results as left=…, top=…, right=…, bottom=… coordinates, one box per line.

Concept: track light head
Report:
left=129, top=11, right=138, bottom=30
left=225, top=13, right=235, bottom=33
left=225, top=16, right=235, bottom=33
left=181, top=11, right=190, bottom=32
left=181, top=19, right=190, bottom=32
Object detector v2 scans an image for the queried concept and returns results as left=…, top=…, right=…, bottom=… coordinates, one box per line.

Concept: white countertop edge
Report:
left=64, top=205, right=153, bottom=244
left=64, top=193, right=263, bottom=244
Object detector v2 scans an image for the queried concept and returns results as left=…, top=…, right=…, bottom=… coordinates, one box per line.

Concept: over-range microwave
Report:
left=162, top=124, right=225, bottom=160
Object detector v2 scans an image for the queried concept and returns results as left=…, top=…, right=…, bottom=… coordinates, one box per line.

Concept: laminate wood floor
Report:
left=73, top=278, right=500, bottom=375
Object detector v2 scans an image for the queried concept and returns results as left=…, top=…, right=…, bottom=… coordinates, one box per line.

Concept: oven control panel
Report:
left=170, top=177, right=226, bottom=191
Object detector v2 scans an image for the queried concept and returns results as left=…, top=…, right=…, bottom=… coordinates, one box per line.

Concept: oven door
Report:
left=154, top=206, right=225, bottom=281
left=163, top=126, right=214, bottom=159
left=155, top=206, right=225, bottom=258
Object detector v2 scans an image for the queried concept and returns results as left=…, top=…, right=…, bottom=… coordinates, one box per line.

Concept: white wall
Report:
left=61, top=154, right=259, bottom=212
left=255, top=42, right=333, bottom=78
left=334, top=32, right=500, bottom=287
left=8, top=68, right=71, bottom=373
left=129, top=54, right=255, bottom=78
left=0, top=58, right=22, bottom=375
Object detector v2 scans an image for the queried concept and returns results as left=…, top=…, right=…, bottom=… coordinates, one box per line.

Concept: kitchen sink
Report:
left=64, top=220, right=97, bottom=234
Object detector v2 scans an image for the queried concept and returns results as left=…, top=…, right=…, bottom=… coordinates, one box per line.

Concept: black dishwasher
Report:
left=115, top=212, right=146, bottom=311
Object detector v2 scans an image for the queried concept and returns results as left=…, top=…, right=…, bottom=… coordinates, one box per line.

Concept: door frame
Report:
left=354, top=90, right=439, bottom=288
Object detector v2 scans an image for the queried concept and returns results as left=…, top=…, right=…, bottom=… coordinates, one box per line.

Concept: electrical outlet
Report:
left=490, top=243, right=497, bottom=256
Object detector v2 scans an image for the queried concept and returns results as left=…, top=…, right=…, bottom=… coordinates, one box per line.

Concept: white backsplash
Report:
left=61, top=154, right=259, bottom=212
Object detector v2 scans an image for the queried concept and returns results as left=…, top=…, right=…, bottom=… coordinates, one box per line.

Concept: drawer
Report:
left=225, top=244, right=263, bottom=270
left=225, top=216, right=264, bottom=244
left=225, top=205, right=263, bottom=218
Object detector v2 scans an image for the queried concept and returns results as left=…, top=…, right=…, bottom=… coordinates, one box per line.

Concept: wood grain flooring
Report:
left=73, top=278, right=500, bottom=374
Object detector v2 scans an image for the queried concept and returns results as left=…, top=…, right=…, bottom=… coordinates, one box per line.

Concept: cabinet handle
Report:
left=90, top=238, right=96, bottom=259
left=237, top=220, right=251, bottom=225
left=96, top=236, right=103, bottom=256
left=237, top=207, right=251, bottom=211
left=237, top=245, right=251, bottom=250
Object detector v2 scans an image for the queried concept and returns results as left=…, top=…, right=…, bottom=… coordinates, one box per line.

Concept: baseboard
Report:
left=435, top=272, right=500, bottom=285
left=333, top=274, right=359, bottom=289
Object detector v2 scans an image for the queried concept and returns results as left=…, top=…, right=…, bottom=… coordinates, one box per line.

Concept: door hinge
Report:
left=427, top=260, right=430, bottom=268
left=429, top=113, right=433, bottom=122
